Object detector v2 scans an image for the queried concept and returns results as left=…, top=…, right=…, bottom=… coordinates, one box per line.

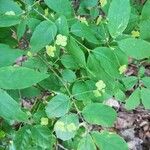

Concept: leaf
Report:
left=87, top=47, right=119, bottom=90
left=82, top=0, right=98, bottom=8
left=140, top=88, right=150, bottom=109
left=67, top=37, right=86, bottom=68
left=0, top=89, right=28, bottom=121
left=71, top=22, right=99, bottom=44
left=122, top=76, right=138, bottom=90
left=45, top=94, right=71, bottom=118
left=141, top=0, right=150, bottom=20
left=108, top=0, right=131, bottom=38
left=0, top=0, right=22, bottom=14
left=72, top=80, right=95, bottom=104
left=82, top=103, right=117, bottom=127
left=77, top=134, right=96, bottom=150
left=125, top=88, right=140, bottom=110
left=118, top=38, right=150, bottom=59
left=0, top=15, right=20, bottom=27
left=21, top=87, right=41, bottom=98
left=44, top=0, right=73, bottom=17
left=30, top=20, right=57, bottom=53
left=92, top=131, right=128, bottom=150
left=39, top=72, right=62, bottom=91
left=17, top=19, right=27, bottom=40
left=142, top=77, right=150, bottom=89
left=139, top=20, right=150, bottom=40
left=0, top=44, right=24, bottom=67
left=14, top=126, right=32, bottom=150
left=62, top=69, right=76, bottom=83
left=31, top=125, right=55, bottom=149
left=54, top=114, right=79, bottom=141
left=61, top=54, right=79, bottom=69
left=55, top=16, right=69, bottom=36
left=0, top=66, right=49, bottom=89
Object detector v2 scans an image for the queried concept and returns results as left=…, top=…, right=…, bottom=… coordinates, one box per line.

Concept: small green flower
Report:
left=55, top=34, right=67, bottom=47
left=27, top=51, right=33, bottom=57
left=67, top=123, right=77, bottom=132
left=100, top=0, right=107, bottom=7
left=44, top=8, right=49, bottom=17
left=95, top=80, right=106, bottom=91
left=40, top=117, right=49, bottom=126
left=46, top=45, right=56, bottom=57
left=119, top=65, right=127, bottom=74
left=131, top=30, right=140, bottom=38
left=76, top=16, right=88, bottom=26
left=96, top=15, right=102, bottom=25
left=5, top=11, right=15, bottom=16
left=55, top=121, right=66, bottom=132
left=93, top=90, right=102, bottom=97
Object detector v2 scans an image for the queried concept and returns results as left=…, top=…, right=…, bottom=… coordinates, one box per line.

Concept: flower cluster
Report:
left=94, top=80, right=106, bottom=97
left=55, top=121, right=77, bottom=132
left=56, top=34, right=67, bottom=47
left=5, top=11, right=15, bottom=16
left=100, top=0, right=107, bottom=7
left=40, top=117, right=49, bottom=126
left=131, top=30, right=140, bottom=38
left=46, top=45, right=56, bottom=57
left=76, top=16, right=88, bottom=26
left=119, top=65, right=127, bottom=74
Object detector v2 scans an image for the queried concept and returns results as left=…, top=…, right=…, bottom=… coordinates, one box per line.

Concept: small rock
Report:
left=104, top=98, right=120, bottom=109
left=120, top=128, right=135, bottom=140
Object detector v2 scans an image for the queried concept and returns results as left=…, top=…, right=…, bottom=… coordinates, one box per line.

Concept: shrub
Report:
left=0, top=0, right=150, bottom=149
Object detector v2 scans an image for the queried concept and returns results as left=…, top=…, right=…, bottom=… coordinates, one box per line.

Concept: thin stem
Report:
left=70, top=36, right=91, bottom=52
left=33, top=8, right=51, bottom=21
left=71, top=90, right=94, bottom=98
left=37, top=55, right=85, bottom=122
left=57, top=144, right=69, bottom=150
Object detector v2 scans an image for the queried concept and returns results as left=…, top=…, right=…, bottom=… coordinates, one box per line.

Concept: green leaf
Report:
left=141, top=0, right=150, bottom=20
left=0, top=44, right=24, bottom=67
left=0, top=15, right=20, bottom=27
left=21, top=87, right=41, bottom=98
left=71, top=22, right=99, bottom=44
left=62, top=69, right=76, bottom=83
left=77, top=134, right=96, bottom=150
left=31, top=125, right=55, bottom=149
left=39, top=72, right=61, bottom=91
left=67, top=37, right=86, bottom=67
left=108, top=0, right=131, bottom=38
left=14, top=126, right=32, bottom=150
left=92, top=131, right=128, bottom=150
left=118, top=38, right=150, bottom=59
left=0, top=89, right=28, bottom=121
left=61, top=54, right=79, bottom=69
left=0, top=66, right=49, bottom=89
left=45, top=94, right=71, bottom=118
left=54, top=114, right=79, bottom=141
left=125, top=88, right=140, bottom=110
left=17, top=19, right=27, bottom=40
left=139, top=20, right=150, bottom=40
left=142, top=77, right=150, bottom=89
left=82, top=0, right=98, bottom=8
left=44, top=0, right=73, bottom=17
left=122, top=76, right=138, bottom=90
left=87, top=47, right=119, bottom=90
left=0, top=0, right=22, bottom=14
left=22, top=57, right=47, bottom=73
left=30, top=20, right=57, bottom=53
left=82, top=103, right=117, bottom=127
left=72, top=80, right=95, bottom=104
left=55, top=16, right=69, bottom=36
left=140, top=88, right=150, bottom=109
